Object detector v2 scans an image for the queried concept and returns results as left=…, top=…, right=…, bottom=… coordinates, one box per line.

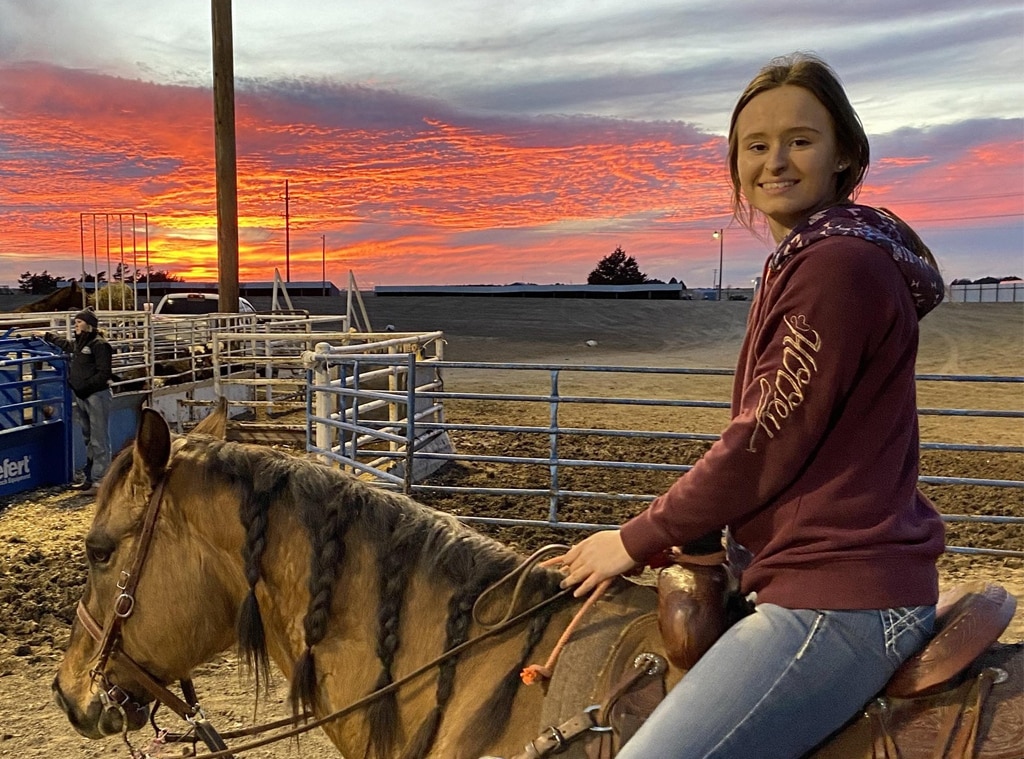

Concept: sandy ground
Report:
left=0, top=297, right=1021, bottom=758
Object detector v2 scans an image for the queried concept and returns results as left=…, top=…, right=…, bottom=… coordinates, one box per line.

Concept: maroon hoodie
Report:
left=620, top=205, right=946, bottom=610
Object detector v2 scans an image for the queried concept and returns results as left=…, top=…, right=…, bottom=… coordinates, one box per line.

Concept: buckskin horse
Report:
left=53, top=404, right=1023, bottom=758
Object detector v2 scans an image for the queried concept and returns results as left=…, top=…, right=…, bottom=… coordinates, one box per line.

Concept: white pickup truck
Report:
left=153, top=292, right=256, bottom=315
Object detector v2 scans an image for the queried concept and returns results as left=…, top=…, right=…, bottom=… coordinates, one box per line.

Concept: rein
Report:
left=182, top=584, right=576, bottom=759
left=79, top=475, right=577, bottom=759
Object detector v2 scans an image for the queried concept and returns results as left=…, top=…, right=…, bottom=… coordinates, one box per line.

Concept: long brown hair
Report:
left=727, top=53, right=870, bottom=231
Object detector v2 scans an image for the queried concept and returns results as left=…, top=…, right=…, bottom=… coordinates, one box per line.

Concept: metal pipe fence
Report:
left=304, top=352, right=1023, bottom=559
left=948, top=282, right=1024, bottom=303
left=2, top=309, right=349, bottom=393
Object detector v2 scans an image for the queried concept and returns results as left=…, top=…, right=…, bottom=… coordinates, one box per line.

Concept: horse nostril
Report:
left=52, top=676, right=69, bottom=711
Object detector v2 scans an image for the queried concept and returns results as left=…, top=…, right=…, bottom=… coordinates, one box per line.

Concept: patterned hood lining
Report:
left=770, top=204, right=945, bottom=318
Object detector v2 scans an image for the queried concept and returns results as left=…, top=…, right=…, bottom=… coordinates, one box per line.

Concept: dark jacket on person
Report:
left=619, top=204, right=946, bottom=612
left=45, top=331, right=113, bottom=400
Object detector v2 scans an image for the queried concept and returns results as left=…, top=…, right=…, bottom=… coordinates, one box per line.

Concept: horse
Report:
left=14, top=280, right=86, bottom=312
left=53, top=404, right=1023, bottom=758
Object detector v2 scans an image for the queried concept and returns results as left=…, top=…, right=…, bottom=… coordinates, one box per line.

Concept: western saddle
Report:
left=492, top=554, right=1019, bottom=759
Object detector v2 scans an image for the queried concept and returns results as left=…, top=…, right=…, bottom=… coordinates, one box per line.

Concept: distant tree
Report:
left=83, top=272, right=107, bottom=284
left=588, top=247, right=648, bottom=285
left=17, top=270, right=65, bottom=294
left=136, top=270, right=184, bottom=283
left=112, top=262, right=134, bottom=282
left=951, top=276, right=1021, bottom=286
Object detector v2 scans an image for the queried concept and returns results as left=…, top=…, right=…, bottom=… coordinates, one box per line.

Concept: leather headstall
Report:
left=75, top=475, right=236, bottom=757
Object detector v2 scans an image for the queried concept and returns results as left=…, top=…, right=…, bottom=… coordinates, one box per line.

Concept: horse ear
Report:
left=191, top=396, right=229, bottom=440
left=132, top=407, right=172, bottom=487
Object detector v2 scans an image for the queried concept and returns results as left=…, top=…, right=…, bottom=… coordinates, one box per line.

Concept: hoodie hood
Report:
left=770, top=204, right=945, bottom=319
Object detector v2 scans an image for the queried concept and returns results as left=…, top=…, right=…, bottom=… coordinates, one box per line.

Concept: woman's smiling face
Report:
left=735, top=85, right=846, bottom=242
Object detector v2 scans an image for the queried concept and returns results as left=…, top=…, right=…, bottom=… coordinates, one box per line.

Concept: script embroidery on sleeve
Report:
left=749, top=315, right=822, bottom=451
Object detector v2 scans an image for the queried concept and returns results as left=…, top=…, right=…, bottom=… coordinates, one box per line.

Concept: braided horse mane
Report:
left=173, top=433, right=563, bottom=759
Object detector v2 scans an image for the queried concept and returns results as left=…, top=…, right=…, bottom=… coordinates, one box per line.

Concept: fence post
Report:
left=313, top=342, right=332, bottom=465
left=548, top=369, right=561, bottom=523
left=404, top=352, right=416, bottom=495
left=347, top=359, right=361, bottom=471
left=212, top=332, right=222, bottom=399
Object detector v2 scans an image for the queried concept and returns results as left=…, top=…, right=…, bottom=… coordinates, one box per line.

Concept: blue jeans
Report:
left=617, top=603, right=935, bottom=759
left=77, top=389, right=112, bottom=483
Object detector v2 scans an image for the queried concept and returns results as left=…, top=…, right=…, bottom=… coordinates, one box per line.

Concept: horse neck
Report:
left=199, top=467, right=579, bottom=757
left=168, top=476, right=250, bottom=605
left=250, top=513, right=428, bottom=671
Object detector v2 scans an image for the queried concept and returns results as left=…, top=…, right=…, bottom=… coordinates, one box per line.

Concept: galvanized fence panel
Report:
left=304, top=334, right=451, bottom=484
left=306, top=354, right=1023, bottom=559
left=949, top=282, right=1024, bottom=303
left=2, top=309, right=348, bottom=393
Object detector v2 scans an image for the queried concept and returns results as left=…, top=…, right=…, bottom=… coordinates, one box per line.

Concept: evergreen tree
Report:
left=17, top=270, right=63, bottom=294
left=112, top=262, right=133, bottom=282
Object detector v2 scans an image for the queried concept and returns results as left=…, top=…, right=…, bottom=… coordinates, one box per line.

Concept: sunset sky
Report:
left=1, top=0, right=1022, bottom=290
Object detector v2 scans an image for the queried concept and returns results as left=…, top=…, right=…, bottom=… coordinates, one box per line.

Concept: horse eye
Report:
left=85, top=535, right=116, bottom=566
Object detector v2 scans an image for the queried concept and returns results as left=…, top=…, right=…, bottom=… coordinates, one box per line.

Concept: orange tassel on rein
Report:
left=520, top=578, right=612, bottom=685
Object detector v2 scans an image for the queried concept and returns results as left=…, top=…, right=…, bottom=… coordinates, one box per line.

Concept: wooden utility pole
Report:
left=284, top=180, right=291, bottom=283
left=211, top=0, right=240, bottom=312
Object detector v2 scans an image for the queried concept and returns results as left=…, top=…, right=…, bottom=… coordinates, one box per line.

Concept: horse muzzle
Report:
left=52, top=674, right=151, bottom=739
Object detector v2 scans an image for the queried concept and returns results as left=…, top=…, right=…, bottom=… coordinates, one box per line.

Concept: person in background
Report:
left=544, top=53, right=946, bottom=758
left=44, top=309, right=113, bottom=495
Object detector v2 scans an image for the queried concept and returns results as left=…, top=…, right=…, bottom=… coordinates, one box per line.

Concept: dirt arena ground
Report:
left=0, top=297, right=1021, bottom=758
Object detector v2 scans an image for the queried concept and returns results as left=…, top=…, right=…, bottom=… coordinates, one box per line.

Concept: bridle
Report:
left=72, top=469, right=582, bottom=759
left=75, top=475, right=238, bottom=757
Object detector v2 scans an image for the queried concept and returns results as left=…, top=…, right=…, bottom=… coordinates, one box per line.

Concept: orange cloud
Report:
left=1, top=63, right=1020, bottom=287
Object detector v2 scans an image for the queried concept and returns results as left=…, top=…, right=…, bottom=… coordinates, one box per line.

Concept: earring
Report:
left=837, top=161, right=849, bottom=171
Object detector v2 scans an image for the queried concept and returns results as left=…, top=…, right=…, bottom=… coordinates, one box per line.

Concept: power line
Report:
left=910, top=212, right=1023, bottom=222
left=885, top=192, right=1023, bottom=205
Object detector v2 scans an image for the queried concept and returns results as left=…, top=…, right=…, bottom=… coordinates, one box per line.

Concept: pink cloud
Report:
left=1, top=63, right=1020, bottom=287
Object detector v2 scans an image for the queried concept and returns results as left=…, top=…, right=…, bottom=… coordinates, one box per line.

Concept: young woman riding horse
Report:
left=545, top=53, right=949, bottom=758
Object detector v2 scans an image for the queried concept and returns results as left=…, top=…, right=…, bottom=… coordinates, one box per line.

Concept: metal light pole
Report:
left=321, top=235, right=326, bottom=297
left=713, top=229, right=724, bottom=301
